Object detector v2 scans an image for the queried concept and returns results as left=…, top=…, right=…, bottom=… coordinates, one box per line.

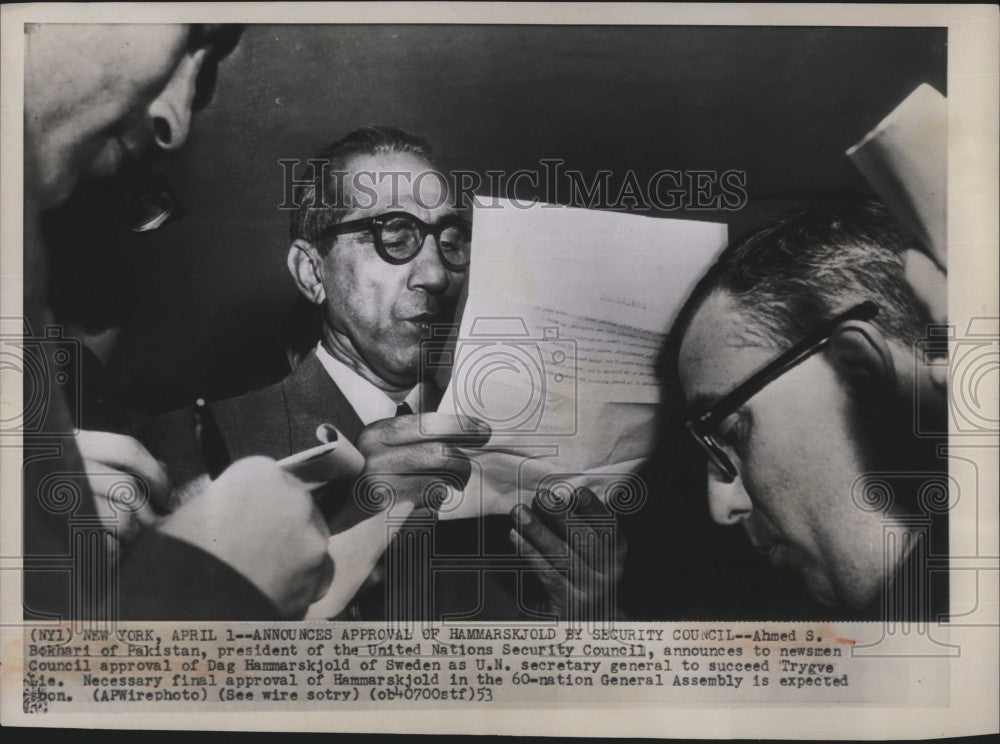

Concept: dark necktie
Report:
left=396, top=401, right=414, bottom=417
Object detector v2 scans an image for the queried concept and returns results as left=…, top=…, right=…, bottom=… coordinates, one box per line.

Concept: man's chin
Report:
left=800, top=566, right=840, bottom=609
left=374, top=358, right=422, bottom=391
left=769, top=546, right=839, bottom=608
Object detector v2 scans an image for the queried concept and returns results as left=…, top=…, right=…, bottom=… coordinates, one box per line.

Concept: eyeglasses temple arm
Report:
left=693, top=300, right=880, bottom=431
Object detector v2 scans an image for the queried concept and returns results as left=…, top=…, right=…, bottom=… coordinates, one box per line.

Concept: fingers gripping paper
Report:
left=434, top=200, right=726, bottom=520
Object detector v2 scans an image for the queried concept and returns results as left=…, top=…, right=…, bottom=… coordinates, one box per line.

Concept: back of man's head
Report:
left=674, top=192, right=932, bottom=353
left=289, top=125, right=435, bottom=248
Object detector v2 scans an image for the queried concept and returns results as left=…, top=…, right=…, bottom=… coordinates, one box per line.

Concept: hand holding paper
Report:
left=304, top=413, right=491, bottom=616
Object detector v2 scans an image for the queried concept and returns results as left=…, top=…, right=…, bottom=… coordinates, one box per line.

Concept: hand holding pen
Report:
left=194, top=398, right=363, bottom=485
left=153, top=397, right=337, bottom=616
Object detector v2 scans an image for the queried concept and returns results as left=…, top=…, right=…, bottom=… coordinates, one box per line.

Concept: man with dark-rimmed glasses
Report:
left=673, top=193, right=947, bottom=620
left=136, top=126, right=494, bottom=618
left=137, top=126, right=623, bottom=621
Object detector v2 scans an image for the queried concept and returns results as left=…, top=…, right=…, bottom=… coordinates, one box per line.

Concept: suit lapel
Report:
left=282, top=351, right=365, bottom=449
left=421, top=376, right=444, bottom=412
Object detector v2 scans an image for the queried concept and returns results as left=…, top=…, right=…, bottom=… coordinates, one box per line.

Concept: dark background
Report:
left=47, top=23, right=946, bottom=412
left=45, top=24, right=947, bottom=619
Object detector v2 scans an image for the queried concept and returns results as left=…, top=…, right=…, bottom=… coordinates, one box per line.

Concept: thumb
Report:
left=169, top=473, right=211, bottom=511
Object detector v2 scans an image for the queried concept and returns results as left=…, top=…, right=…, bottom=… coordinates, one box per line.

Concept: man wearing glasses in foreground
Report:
left=673, top=194, right=948, bottom=620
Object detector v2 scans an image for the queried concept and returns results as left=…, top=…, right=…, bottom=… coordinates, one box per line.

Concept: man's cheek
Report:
left=351, top=276, right=393, bottom=327
left=741, top=465, right=795, bottom=547
left=113, top=29, right=191, bottom=102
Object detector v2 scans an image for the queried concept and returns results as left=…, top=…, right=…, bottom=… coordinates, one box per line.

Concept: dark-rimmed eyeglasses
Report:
left=685, top=300, right=880, bottom=483
left=320, top=211, right=471, bottom=271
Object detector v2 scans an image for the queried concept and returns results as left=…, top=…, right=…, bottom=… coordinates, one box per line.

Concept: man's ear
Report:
left=287, top=239, right=326, bottom=305
left=825, top=320, right=897, bottom=393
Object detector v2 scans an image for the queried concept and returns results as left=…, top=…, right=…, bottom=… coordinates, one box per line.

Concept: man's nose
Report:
left=407, top=233, right=450, bottom=293
left=706, top=471, right=753, bottom=526
left=147, top=49, right=207, bottom=152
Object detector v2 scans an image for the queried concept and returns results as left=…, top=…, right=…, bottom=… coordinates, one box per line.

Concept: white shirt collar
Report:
left=314, top=342, right=423, bottom=426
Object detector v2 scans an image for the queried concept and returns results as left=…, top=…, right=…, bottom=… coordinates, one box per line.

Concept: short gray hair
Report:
left=673, top=192, right=932, bottom=352
left=289, top=125, right=435, bottom=252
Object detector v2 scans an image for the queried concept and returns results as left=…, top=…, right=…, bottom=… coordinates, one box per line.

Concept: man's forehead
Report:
left=678, top=292, right=774, bottom=404
left=340, top=151, right=448, bottom=213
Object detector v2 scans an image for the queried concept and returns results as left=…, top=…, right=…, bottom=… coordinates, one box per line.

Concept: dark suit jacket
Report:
left=134, top=350, right=524, bottom=621
left=22, top=249, right=276, bottom=622
left=134, top=351, right=363, bottom=486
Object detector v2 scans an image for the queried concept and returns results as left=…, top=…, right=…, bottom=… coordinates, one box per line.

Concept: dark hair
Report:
left=189, top=24, right=245, bottom=112
left=671, top=192, right=932, bottom=352
left=289, top=125, right=435, bottom=252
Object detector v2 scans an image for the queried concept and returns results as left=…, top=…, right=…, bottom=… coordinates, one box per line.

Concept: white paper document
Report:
left=305, top=504, right=414, bottom=619
left=435, top=201, right=726, bottom=520
left=846, top=83, right=948, bottom=267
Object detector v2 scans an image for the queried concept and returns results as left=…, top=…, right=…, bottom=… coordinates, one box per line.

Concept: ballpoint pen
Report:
left=192, top=397, right=231, bottom=479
